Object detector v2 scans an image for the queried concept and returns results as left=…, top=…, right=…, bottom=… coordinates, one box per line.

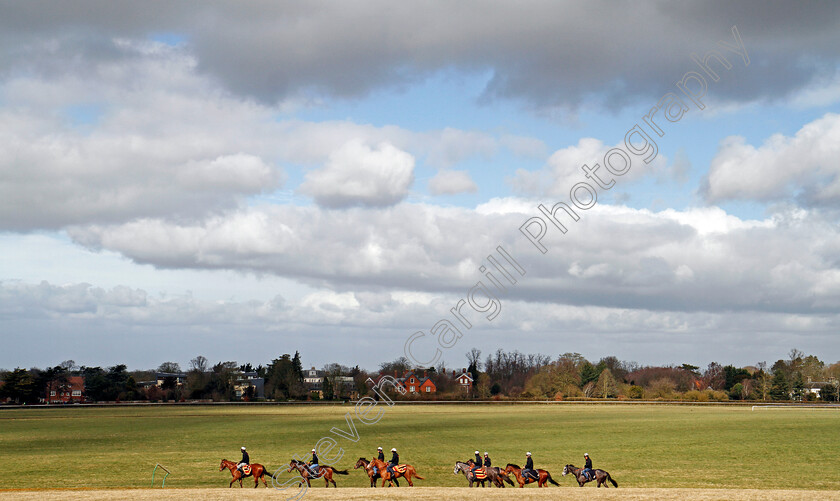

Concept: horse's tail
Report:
left=331, top=468, right=349, bottom=475
left=412, top=470, right=425, bottom=480
left=546, top=472, right=560, bottom=486
left=263, top=467, right=279, bottom=480
left=608, top=472, right=618, bottom=487
left=503, top=474, right=514, bottom=486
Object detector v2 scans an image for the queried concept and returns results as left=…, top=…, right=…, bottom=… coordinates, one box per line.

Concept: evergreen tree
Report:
left=770, top=369, right=790, bottom=400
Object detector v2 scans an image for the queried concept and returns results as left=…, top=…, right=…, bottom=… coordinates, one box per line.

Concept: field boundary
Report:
left=4, top=400, right=839, bottom=411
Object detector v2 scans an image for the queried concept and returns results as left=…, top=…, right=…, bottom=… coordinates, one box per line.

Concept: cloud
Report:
left=299, top=140, right=415, bottom=208
left=428, top=170, right=478, bottom=195
left=511, top=137, right=670, bottom=197
left=1, top=3, right=838, bottom=111
left=704, top=112, right=840, bottom=205
left=65, top=201, right=840, bottom=317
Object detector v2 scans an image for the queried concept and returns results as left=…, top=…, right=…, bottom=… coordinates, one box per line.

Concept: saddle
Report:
left=241, top=465, right=251, bottom=475
left=524, top=469, right=538, bottom=481
left=472, top=467, right=487, bottom=480
left=391, top=464, right=408, bottom=474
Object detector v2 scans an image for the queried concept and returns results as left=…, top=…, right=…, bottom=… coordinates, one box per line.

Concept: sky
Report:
left=2, top=2, right=840, bottom=372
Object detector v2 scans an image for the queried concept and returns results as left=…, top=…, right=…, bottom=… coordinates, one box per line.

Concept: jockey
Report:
left=308, top=449, right=320, bottom=476
left=583, top=453, right=593, bottom=480
left=471, top=450, right=481, bottom=476
left=483, top=452, right=491, bottom=467
left=237, top=446, right=250, bottom=474
left=373, top=446, right=384, bottom=476
left=388, top=448, right=399, bottom=475
left=523, top=452, right=536, bottom=481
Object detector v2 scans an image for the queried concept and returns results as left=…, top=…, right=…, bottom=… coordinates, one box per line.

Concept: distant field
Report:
left=0, top=404, right=837, bottom=493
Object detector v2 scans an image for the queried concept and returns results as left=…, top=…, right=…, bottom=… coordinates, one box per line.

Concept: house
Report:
left=805, top=378, right=838, bottom=399
left=304, top=367, right=325, bottom=392
left=234, top=371, right=265, bottom=399
left=398, top=370, right=436, bottom=394
left=46, top=376, right=85, bottom=404
left=453, top=368, right=473, bottom=391
left=155, top=372, right=188, bottom=387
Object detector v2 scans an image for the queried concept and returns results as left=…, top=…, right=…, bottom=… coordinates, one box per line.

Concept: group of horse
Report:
left=219, top=457, right=617, bottom=489
left=453, top=460, right=617, bottom=489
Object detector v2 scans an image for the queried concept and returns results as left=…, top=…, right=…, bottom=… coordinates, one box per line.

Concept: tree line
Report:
left=1, top=348, right=838, bottom=404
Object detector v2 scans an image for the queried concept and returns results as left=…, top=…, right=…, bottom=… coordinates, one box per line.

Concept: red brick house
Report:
left=454, top=369, right=473, bottom=391
left=46, top=376, right=85, bottom=403
left=400, top=370, right=437, bottom=394
left=379, top=370, right=437, bottom=394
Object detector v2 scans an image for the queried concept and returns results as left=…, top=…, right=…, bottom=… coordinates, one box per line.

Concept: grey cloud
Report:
left=1, top=2, right=838, bottom=110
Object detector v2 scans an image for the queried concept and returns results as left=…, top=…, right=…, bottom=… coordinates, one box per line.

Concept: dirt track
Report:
left=0, top=488, right=837, bottom=501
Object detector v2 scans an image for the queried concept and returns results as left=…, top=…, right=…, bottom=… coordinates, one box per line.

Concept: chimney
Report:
left=423, top=371, right=427, bottom=378
left=452, top=370, right=456, bottom=377
left=394, top=370, right=397, bottom=377
left=462, top=368, right=466, bottom=373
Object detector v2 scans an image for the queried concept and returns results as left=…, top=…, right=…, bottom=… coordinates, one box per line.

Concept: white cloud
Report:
left=511, top=137, right=669, bottom=197
left=299, top=140, right=415, bottom=208
left=705, top=113, right=840, bottom=206
left=428, top=170, right=478, bottom=195
left=65, top=201, right=840, bottom=317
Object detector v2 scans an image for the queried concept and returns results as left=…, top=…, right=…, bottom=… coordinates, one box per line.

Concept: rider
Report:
left=483, top=452, right=492, bottom=468
left=583, top=452, right=593, bottom=480
left=236, top=446, right=250, bottom=475
left=387, top=447, right=399, bottom=476
left=308, top=448, right=320, bottom=476
left=372, top=446, right=384, bottom=477
left=523, top=451, right=536, bottom=481
left=471, top=450, right=482, bottom=476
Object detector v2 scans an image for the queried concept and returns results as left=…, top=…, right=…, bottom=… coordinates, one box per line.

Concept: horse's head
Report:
left=354, top=457, right=368, bottom=469
left=219, top=459, right=231, bottom=471
left=563, top=464, right=577, bottom=476
left=454, top=462, right=468, bottom=474
left=505, top=463, right=519, bottom=474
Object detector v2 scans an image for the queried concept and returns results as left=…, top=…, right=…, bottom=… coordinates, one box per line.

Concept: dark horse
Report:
left=563, top=464, right=618, bottom=488
left=369, top=458, right=425, bottom=487
left=504, top=463, right=560, bottom=488
left=219, top=459, right=276, bottom=488
left=287, top=459, right=349, bottom=487
left=354, top=457, right=399, bottom=487
left=454, top=461, right=513, bottom=488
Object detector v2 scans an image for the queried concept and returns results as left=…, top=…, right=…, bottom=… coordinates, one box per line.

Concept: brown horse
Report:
left=354, top=457, right=400, bottom=487
left=287, top=459, right=348, bottom=487
left=504, top=463, right=560, bottom=488
left=563, top=464, right=618, bottom=488
left=455, top=460, right=513, bottom=488
left=369, top=458, right=425, bottom=487
left=219, top=459, right=275, bottom=488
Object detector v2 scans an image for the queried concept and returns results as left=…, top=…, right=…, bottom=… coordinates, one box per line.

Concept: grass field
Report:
left=0, top=403, right=837, bottom=495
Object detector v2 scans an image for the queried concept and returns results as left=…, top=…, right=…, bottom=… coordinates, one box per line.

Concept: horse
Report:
left=465, top=459, right=514, bottom=487
left=563, top=463, right=618, bottom=488
left=369, top=458, right=424, bottom=487
left=354, top=457, right=399, bottom=487
left=454, top=461, right=512, bottom=488
left=219, top=459, right=276, bottom=488
left=287, top=459, right=348, bottom=487
left=504, top=463, right=560, bottom=488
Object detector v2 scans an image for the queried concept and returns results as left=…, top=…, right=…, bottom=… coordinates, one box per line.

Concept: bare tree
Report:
left=466, top=348, right=482, bottom=369
left=190, top=356, right=208, bottom=373
left=157, top=361, right=182, bottom=373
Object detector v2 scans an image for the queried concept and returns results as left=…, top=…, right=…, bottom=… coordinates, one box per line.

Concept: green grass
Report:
left=0, top=404, right=837, bottom=490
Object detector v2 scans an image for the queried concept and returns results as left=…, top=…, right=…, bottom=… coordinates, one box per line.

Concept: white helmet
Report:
left=391, top=448, right=397, bottom=452
left=474, top=450, right=479, bottom=454
left=241, top=447, right=246, bottom=451
left=484, top=452, right=489, bottom=456
left=377, top=446, right=383, bottom=450
left=311, top=449, right=316, bottom=452
left=526, top=452, right=531, bottom=456
left=584, top=453, right=589, bottom=456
